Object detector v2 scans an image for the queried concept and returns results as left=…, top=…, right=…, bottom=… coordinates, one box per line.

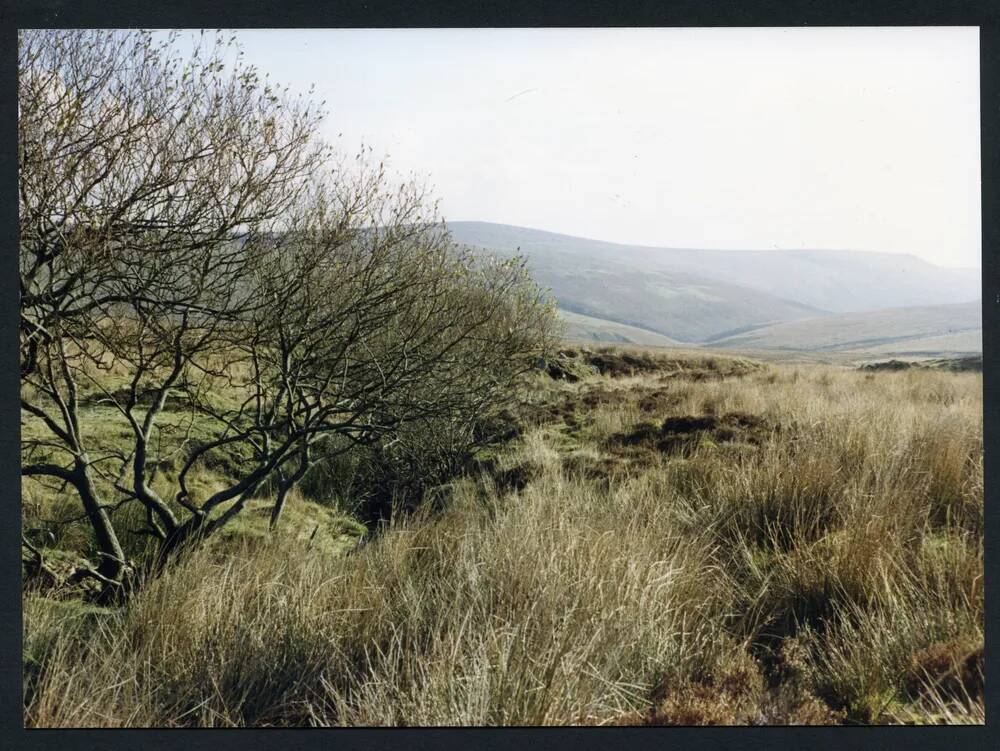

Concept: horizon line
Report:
left=444, top=219, right=983, bottom=271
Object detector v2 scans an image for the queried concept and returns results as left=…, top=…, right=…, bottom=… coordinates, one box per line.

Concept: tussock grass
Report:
left=23, top=352, right=983, bottom=726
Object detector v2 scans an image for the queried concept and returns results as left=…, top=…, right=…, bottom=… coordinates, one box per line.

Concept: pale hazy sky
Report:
left=197, top=28, right=981, bottom=268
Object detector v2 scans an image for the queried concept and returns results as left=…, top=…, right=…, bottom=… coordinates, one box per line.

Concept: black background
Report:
left=1, top=2, right=996, bottom=750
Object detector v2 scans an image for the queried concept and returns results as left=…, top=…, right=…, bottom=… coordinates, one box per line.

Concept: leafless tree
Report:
left=20, top=29, right=556, bottom=596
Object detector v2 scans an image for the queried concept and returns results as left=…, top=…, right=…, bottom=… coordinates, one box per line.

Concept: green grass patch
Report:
left=205, top=497, right=367, bottom=556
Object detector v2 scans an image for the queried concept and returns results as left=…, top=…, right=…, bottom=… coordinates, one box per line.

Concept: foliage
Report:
left=19, top=29, right=557, bottom=593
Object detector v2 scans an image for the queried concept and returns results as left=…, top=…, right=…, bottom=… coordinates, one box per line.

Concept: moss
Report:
left=21, top=546, right=102, bottom=596
left=205, top=497, right=367, bottom=556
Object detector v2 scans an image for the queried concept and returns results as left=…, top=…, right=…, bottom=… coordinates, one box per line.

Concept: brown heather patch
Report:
left=609, top=411, right=774, bottom=456
left=623, top=648, right=844, bottom=726
left=636, top=387, right=682, bottom=414
left=905, top=640, right=983, bottom=704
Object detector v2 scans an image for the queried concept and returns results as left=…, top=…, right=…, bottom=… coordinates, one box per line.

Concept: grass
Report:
left=22, top=347, right=983, bottom=726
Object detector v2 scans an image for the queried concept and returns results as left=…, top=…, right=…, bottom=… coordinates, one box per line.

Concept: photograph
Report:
left=18, top=26, right=984, bottom=728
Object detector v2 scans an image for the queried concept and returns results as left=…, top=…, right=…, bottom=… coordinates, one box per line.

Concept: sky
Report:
left=184, top=28, right=980, bottom=268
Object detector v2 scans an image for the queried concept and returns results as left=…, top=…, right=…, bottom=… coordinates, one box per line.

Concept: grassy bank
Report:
left=23, top=348, right=984, bottom=726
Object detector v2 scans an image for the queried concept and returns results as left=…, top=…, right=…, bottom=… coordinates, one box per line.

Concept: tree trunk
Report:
left=269, top=483, right=291, bottom=530
left=74, top=461, right=126, bottom=584
left=269, top=454, right=309, bottom=531
left=150, top=512, right=207, bottom=576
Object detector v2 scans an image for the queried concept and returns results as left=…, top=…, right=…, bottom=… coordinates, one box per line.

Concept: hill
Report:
left=707, top=301, right=981, bottom=353
left=540, top=261, right=823, bottom=343
left=450, top=222, right=827, bottom=342
left=557, top=310, right=682, bottom=347
left=448, top=222, right=980, bottom=340
left=858, top=330, right=983, bottom=357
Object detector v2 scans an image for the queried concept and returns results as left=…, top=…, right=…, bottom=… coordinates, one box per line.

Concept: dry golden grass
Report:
left=23, top=350, right=983, bottom=726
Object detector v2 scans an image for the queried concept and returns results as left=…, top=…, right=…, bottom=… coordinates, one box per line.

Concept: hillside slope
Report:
left=539, top=261, right=823, bottom=343
left=449, top=221, right=979, bottom=316
left=859, top=330, right=982, bottom=357
left=708, top=302, right=982, bottom=353
left=557, top=310, right=682, bottom=347
left=452, top=223, right=826, bottom=342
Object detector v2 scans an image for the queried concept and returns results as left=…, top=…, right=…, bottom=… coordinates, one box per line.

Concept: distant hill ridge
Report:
left=447, top=221, right=980, bottom=350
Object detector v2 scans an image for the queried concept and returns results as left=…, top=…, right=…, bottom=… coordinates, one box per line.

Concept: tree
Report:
left=20, top=29, right=557, bottom=596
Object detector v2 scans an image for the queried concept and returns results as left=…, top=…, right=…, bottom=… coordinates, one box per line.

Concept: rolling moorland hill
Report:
left=708, top=301, right=982, bottom=354
left=448, top=222, right=981, bottom=348
left=557, top=310, right=683, bottom=347
left=536, top=260, right=823, bottom=344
